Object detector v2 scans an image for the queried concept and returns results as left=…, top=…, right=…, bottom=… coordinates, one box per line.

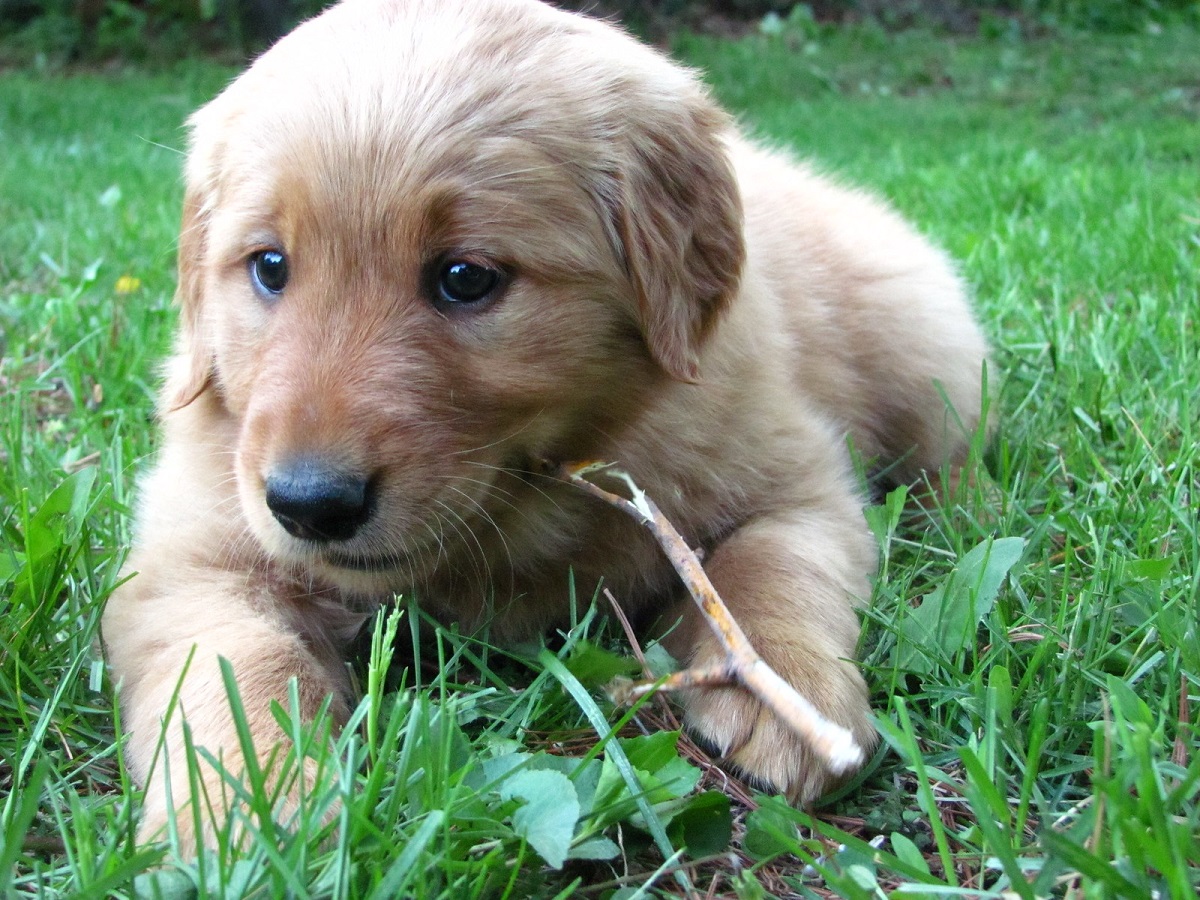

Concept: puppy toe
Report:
left=681, top=673, right=876, bottom=805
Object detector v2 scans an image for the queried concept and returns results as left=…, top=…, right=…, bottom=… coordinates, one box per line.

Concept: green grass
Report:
left=2, top=19, right=1199, bottom=899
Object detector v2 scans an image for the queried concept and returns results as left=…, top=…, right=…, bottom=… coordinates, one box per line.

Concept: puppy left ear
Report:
left=163, top=104, right=223, bottom=412
left=614, top=89, right=745, bottom=382
left=163, top=183, right=215, bottom=411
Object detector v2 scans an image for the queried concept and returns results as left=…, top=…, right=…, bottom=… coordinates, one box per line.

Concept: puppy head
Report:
left=167, top=0, right=744, bottom=592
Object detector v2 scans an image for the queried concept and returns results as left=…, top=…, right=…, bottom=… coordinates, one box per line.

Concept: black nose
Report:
left=264, top=458, right=373, bottom=543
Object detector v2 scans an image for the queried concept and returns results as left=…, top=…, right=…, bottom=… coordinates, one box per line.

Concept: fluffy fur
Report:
left=103, top=0, right=990, bottom=847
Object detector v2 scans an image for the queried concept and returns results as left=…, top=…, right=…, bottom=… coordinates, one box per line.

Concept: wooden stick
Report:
left=558, top=461, right=864, bottom=774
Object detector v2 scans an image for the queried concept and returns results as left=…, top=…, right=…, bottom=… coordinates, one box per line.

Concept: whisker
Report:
left=451, top=409, right=546, bottom=456
left=459, top=460, right=570, bottom=515
left=433, top=499, right=495, bottom=586
left=440, top=489, right=515, bottom=583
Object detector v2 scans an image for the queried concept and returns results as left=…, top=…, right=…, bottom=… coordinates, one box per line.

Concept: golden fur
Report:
left=103, top=0, right=990, bottom=847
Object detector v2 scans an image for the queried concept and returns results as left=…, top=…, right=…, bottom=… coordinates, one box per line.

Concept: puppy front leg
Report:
left=102, top=565, right=355, bottom=851
left=667, top=497, right=879, bottom=804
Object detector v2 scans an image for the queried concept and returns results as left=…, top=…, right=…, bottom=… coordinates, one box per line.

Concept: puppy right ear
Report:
left=609, top=80, right=745, bottom=383
left=164, top=144, right=216, bottom=412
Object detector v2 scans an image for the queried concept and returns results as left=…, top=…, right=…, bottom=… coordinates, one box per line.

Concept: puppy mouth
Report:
left=323, top=549, right=407, bottom=573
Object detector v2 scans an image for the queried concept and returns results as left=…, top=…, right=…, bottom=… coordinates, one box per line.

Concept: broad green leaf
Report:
left=131, top=868, right=196, bottom=899
left=731, top=870, right=768, bottom=899
left=567, top=835, right=621, bottom=861
left=565, top=639, right=640, bottom=687
left=897, top=537, right=1025, bottom=675
left=1125, top=556, right=1175, bottom=581
left=666, top=790, right=732, bottom=857
left=0, top=549, right=17, bottom=584
left=890, top=832, right=931, bottom=876
left=621, top=731, right=691, bottom=782
left=640, top=641, right=678, bottom=679
left=742, top=799, right=802, bottom=861
left=28, top=468, right=97, bottom=559
left=593, top=731, right=701, bottom=826
left=478, top=751, right=531, bottom=787
left=864, top=484, right=908, bottom=546
left=477, top=751, right=602, bottom=818
left=500, top=769, right=580, bottom=869
left=1104, top=675, right=1155, bottom=730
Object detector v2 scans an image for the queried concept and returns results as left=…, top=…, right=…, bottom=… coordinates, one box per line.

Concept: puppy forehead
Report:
left=197, top=0, right=647, bottom=267
left=193, top=0, right=694, bottom=187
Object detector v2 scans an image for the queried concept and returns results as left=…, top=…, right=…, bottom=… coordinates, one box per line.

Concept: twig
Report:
left=603, top=589, right=758, bottom=807
left=602, top=588, right=682, bottom=730
left=557, top=461, right=864, bottom=774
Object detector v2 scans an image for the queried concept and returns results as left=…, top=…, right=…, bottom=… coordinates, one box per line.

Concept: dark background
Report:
left=1, top=0, right=1195, bottom=66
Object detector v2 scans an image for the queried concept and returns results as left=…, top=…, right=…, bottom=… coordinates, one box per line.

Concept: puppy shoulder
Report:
left=731, top=136, right=955, bottom=270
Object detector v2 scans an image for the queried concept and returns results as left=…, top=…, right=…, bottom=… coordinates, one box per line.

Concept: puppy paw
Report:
left=679, top=651, right=876, bottom=804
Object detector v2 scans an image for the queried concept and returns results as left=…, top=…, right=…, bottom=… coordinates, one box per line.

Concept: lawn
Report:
left=2, top=14, right=1198, bottom=899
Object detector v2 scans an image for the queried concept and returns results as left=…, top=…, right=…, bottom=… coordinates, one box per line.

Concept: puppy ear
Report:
left=615, top=91, right=745, bottom=382
left=164, top=130, right=217, bottom=411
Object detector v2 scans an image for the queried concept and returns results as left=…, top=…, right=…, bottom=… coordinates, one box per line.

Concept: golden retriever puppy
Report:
left=103, top=0, right=990, bottom=847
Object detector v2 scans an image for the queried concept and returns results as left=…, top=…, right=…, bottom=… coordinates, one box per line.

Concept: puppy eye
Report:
left=436, top=260, right=501, bottom=306
left=250, top=249, right=289, bottom=297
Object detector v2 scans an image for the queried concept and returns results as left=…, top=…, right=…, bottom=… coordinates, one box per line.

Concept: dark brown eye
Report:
left=437, top=260, right=500, bottom=305
left=250, top=249, right=288, bottom=297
